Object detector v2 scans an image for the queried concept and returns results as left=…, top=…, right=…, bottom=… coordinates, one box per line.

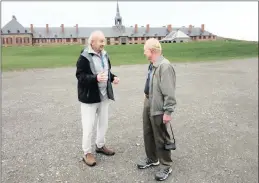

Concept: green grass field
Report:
left=2, top=40, right=258, bottom=71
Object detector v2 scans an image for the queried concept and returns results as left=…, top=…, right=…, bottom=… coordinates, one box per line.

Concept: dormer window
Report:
left=25, top=30, right=27, bottom=33
left=70, top=34, right=72, bottom=37
left=17, top=30, right=20, bottom=33
left=8, top=30, right=11, bottom=33
left=39, top=34, right=42, bottom=38
left=54, top=34, right=58, bottom=38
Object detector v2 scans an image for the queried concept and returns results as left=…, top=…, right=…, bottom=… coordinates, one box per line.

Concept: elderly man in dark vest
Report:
left=76, top=30, right=120, bottom=167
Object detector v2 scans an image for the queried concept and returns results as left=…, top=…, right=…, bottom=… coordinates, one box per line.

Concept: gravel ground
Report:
left=2, top=58, right=258, bottom=183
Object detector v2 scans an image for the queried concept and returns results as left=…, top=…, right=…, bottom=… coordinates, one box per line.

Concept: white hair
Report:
left=87, top=30, right=104, bottom=46
left=145, top=38, right=162, bottom=53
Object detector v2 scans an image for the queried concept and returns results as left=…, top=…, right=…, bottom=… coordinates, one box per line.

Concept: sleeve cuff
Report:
left=164, top=110, right=173, bottom=116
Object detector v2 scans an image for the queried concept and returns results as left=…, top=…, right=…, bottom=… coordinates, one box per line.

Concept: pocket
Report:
left=153, top=93, right=163, bottom=111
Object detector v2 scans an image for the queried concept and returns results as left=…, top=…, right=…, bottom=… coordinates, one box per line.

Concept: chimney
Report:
left=167, top=24, right=172, bottom=32
left=134, top=24, right=138, bottom=33
left=201, top=24, right=205, bottom=32
left=188, top=24, right=192, bottom=33
left=46, top=24, right=49, bottom=34
left=146, top=24, right=150, bottom=33
left=61, top=24, right=64, bottom=33
left=30, top=24, right=34, bottom=33
left=76, top=24, right=78, bottom=34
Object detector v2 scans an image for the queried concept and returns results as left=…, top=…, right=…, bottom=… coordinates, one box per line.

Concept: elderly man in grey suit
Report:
left=137, top=38, right=177, bottom=181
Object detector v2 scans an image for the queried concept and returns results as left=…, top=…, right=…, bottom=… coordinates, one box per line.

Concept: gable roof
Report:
left=161, top=30, right=190, bottom=41
left=1, top=16, right=216, bottom=38
left=1, top=15, right=28, bottom=34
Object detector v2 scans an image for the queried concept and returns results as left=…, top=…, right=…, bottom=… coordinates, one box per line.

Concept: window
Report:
left=81, top=38, right=85, bottom=44
left=141, top=37, right=144, bottom=40
left=203, top=36, right=206, bottom=39
left=66, top=38, right=71, bottom=42
left=134, top=37, right=137, bottom=41
left=25, top=30, right=28, bottom=33
left=6, top=37, right=12, bottom=44
left=73, top=38, right=77, bottom=42
left=24, top=37, right=30, bottom=43
left=2, top=38, right=5, bottom=44
left=8, top=30, right=11, bottom=33
left=16, top=37, right=22, bottom=44
left=17, top=30, right=20, bottom=33
left=106, top=38, right=110, bottom=45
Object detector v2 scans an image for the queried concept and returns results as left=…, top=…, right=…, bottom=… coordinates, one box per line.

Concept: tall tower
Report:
left=115, top=0, right=122, bottom=26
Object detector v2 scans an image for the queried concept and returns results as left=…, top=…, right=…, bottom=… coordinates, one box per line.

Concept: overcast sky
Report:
left=1, top=1, right=258, bottom=41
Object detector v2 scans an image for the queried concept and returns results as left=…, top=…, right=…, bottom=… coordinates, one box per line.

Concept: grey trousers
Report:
left=142, top=97, right=173, bottom=168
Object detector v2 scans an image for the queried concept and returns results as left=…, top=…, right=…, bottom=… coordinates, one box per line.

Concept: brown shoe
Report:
left=96, top=145, right=115, bottom=156
left=83, top=153, right=96, bottom=166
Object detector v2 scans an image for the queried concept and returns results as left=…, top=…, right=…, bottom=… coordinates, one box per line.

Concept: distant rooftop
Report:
left=1, top=2, right=215, bottom=38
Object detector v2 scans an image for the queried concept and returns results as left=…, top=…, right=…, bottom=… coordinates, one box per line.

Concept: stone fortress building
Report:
left=1, top=2, right=217, bottom=47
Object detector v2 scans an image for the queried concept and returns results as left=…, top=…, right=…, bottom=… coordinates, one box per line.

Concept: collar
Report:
left=87, top=46, right=107, bottom=56
left=152, top=55, right=164, bottom=68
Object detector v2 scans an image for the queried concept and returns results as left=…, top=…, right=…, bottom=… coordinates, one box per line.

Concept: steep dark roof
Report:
left=15, top=26, right=213, bottom=38
left=1, top=15, right=28, bottom=34
left=1, top=16, right=215, bottom=38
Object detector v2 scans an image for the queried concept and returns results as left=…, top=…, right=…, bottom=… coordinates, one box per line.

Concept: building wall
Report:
left=191, top=35, right=217, bottom=41
left=1, top=34, right=217, bottom=46
left=32, top=38, right=83, bottom=46
left=174, top=38, right=191, bottom=43
left=2, top=34, right=33, bottom=46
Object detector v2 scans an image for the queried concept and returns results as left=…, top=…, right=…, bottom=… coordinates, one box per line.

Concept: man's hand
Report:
left=97, top=71, right=108, bottom=82
left=163, top=113, right=172, bottom=124
left=113, top=77, right=120, bottom=84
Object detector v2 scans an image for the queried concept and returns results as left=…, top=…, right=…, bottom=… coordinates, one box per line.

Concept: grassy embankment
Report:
left=2, top=40, right=258, bottom=71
